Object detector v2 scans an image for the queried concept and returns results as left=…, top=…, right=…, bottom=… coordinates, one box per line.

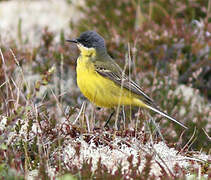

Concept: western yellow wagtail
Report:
left=66, top=31, right=187, bottom=129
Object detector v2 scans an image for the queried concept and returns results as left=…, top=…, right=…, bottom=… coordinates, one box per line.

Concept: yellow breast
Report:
left=76, top=55, right=140, bottom=108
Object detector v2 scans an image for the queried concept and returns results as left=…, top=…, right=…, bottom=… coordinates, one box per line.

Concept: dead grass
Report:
left=0, top=0, right=210, bottom=179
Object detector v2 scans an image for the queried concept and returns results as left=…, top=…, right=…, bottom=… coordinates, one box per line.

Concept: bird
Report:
left=66, top=30, right=187, bottom=129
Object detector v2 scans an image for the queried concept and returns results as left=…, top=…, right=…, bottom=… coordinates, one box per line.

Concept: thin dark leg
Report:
left=104, top=109, right=115, bottom=128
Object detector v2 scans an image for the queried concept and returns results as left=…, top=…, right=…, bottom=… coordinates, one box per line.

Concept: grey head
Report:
left=67, top=31, right=107, bottom=53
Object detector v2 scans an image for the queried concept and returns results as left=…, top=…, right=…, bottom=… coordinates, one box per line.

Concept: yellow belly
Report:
left=76, top=56, right=143, bottom=108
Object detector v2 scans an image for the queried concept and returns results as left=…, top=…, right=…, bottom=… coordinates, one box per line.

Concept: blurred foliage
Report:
left=0, top=0, right=210, bottom=179
left=71, top=0, right=211, bottom=150
left=74, top=0, right=211, bottom=98
left=0, top=0, right=209, bottom=150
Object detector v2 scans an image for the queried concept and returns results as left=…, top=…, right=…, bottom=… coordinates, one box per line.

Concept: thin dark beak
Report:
left=66, top=39, right=78, bottom=43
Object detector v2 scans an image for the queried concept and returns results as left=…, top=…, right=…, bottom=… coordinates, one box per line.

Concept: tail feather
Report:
left=146, top=105, right=188, bottom=129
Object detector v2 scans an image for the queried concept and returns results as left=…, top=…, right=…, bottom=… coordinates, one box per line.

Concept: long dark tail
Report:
left=145, top=104, right=188, bottom=129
